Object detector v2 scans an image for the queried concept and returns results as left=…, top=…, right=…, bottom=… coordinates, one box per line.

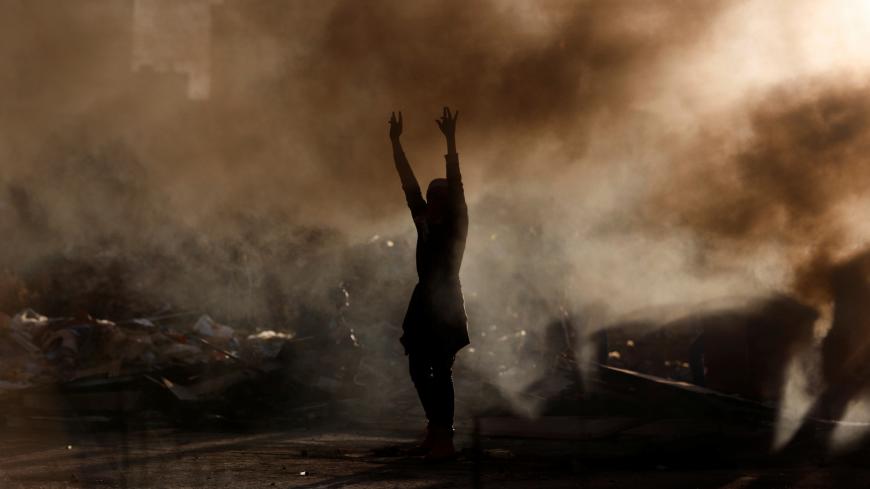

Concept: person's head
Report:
left=426, top=178, right=449, bottom=224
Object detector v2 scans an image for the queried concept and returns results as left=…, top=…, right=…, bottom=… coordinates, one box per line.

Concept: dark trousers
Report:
left=408, top=351, right=455, bottom=428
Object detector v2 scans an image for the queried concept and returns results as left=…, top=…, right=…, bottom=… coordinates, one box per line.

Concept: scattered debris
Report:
left=0, top=307, right=360, bottom=426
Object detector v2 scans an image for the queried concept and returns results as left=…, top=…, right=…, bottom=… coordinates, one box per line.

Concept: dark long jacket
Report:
left=394, top=148, right=470, bottom=355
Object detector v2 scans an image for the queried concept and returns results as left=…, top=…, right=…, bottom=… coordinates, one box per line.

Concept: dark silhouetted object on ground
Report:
left=389, top=107, right=468, bottom=461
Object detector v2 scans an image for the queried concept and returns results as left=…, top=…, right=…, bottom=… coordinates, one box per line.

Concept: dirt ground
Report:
left=2, top=420, right=870, bottom=489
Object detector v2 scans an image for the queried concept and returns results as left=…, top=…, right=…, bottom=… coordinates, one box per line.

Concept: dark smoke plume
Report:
left=654, top=80, right=870, bottom=301
left=0, top=0, right=731, bottom=319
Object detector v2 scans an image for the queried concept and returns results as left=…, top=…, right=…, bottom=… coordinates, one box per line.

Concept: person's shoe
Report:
left=408, top=424, right=436, bottom=455
left=424, top=426, right=456, bottom=462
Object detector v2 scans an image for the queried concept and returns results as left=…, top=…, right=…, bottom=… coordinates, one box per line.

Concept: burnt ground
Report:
left=2, top=416, right=870, bottom=489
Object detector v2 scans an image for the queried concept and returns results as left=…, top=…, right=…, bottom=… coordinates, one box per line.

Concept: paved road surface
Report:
left=1, top=424, right=868, bottom=488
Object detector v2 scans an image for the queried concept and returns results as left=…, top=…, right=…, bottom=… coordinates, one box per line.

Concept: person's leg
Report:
left=425, top=353, right=456, bottom=460
left=408, top=351, right=435, bottom=423
left=408, top=351, right=439, bottom=453
left=429, top=353, right=456, bottom=428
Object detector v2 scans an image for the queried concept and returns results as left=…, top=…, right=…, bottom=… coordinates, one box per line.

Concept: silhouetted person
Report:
left=389, top=107, right=469, bottom=460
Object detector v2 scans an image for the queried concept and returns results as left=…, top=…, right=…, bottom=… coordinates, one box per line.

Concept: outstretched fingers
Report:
left=389, top=111, right=404, bottom=140
left=439, top=106, right=458, bottom=123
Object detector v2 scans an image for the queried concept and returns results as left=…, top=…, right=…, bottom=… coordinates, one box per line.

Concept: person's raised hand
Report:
left=389, top=111, right=403, bottom=141
left=435, top=106, right=459, bottom=141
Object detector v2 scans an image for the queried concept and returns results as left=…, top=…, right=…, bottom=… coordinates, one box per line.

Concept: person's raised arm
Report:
left=436, top=107, right=467, bottom=224
left=390, top=111, right=426, bottom=218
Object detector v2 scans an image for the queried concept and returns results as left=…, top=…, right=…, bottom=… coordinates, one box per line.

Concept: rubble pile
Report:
left=0, top=309, right=357, bottom=427
left=0, top=310, right=282, bottom=388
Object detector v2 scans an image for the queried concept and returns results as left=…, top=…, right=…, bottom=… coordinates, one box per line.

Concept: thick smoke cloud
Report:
left=1, top=0, right=731, bottom=217
left=659, top=82, right=870, bottom=247
left=0, top=0, right=732, bottom=315
left=650, top=80, right=870, bottom=311
left=4, top=0, right=870, bottom=431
